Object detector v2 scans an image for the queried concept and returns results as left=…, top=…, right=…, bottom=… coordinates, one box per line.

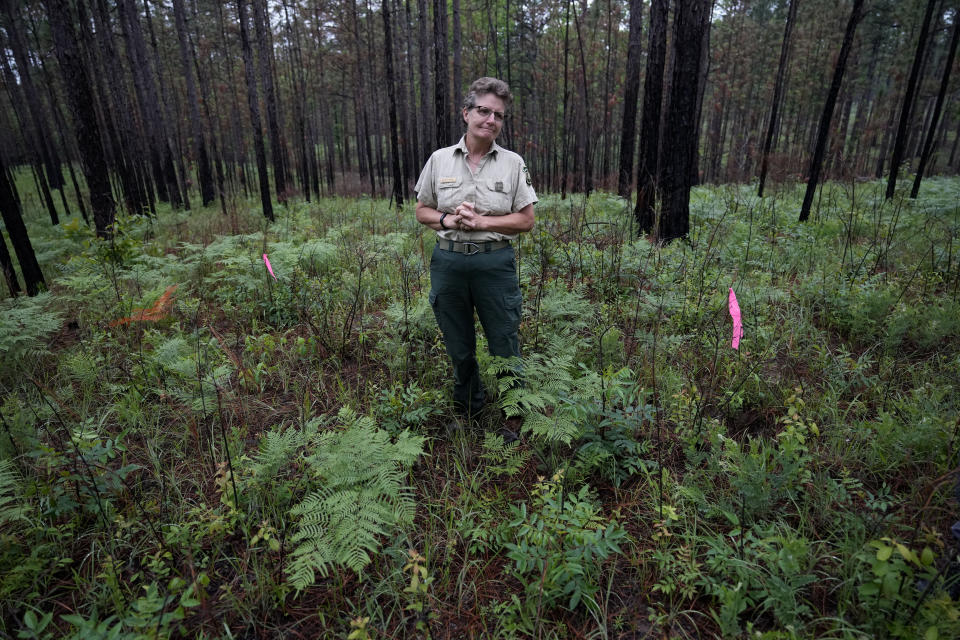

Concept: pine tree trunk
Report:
left=1, top=0, right=64, bottom=199
left=799, top=0, right=865, bottom=222
left=402, top=0, right=420, bottom=181
left=635, top=0, right=667, bottom=233
left=0, top=227, right=20, bottom=297
left=886, top=0, right=938, bottom=199
left=237, top=0, right=274, bottom=221
left=118, top=0, right=171, bottom=207
left=0, top=157, right=45, bottom=295
left=691, top=0, right=712, bottom=187
left=758, top=0, right=798, bottom=197
left=560, top=0, right=571, bottom=200
left=600, top=0, right=615, bottom=186
left=93, top=0, right=152, bottom=215
left=383, top=0, right=404, bottom=208
left=217, top=0, right=249, bottom=200
left=659, top=0, right=710, bottom=242
left=77, top=0, right=140, bottom=216
left=46, top=0, right=115, bottom=237
left=911, top=14, right=959, bottom=198
left=452, top=0, right=462, bottom=115
left=573, top=5, right=592, bottom=195
left=417, top=0, right=433, bottom=159
left=252, top=0, right=288, bottom=204
left=143, top=0, right=190, bottom=209
left=34, top=51, right=90, bottom=224
left=847, top=34, right=881, bottom=175
left=618, top=0, right=644, bottom=198
left=433, top=0, right=450, bottom=147
left=0, top=51, right=60, bottom=226
left=172, top=0, right=215, bottom=207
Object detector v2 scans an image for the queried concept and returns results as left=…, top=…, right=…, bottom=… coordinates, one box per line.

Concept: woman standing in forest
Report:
left=414, top=77, right=537, bottom=436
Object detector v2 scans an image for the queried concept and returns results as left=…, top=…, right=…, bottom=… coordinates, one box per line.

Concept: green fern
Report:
left=0, top=293, right=63, bottom=367
left=492, top=351, right=600, bottom=444
left=148, top=334, right=230, bottom=412
left=251, top=426, right=308, bottom=484
left=480, top=432, right=531, bottom=478
left=0, top=459, right=29, bottom=528
left=286, top=407, right=425, bottom=591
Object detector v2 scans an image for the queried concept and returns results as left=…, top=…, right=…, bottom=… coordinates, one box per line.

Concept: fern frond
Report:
left=481, top=433, right=531, bottom=477
left=251, top=426, right=306, bottom=483
left=0, top=460, right=29, bottom=528
left=285, top=415, right=425, bottom=592
left=0, top=293, right=63, bottom=365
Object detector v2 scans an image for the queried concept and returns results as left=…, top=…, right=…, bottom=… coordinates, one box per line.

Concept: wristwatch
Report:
left=439, top=212, right=450, bottom=229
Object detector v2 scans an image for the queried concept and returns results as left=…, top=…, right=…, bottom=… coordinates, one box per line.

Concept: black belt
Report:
left=437, top=239, right=511, bottom=255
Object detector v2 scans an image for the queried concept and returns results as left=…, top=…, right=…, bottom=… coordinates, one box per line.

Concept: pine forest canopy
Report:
left=0, top=0, right=958, bottom=237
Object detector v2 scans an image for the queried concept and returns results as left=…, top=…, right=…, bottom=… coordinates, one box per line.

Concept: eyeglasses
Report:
left=471, top=105, right=505, bottom=122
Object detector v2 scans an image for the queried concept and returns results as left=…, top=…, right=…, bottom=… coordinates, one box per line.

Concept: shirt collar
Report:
left=455, top=136, right=501, bottom=158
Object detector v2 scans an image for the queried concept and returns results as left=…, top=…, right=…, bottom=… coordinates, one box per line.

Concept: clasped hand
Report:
left=448, top=201, right=484, bottom=231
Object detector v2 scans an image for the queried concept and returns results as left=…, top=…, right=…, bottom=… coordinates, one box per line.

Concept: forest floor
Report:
left=2, top=177, right=960, bottom=639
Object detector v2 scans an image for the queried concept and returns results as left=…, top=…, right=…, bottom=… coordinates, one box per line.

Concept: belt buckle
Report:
left=462, top=242, right=480, bottom=256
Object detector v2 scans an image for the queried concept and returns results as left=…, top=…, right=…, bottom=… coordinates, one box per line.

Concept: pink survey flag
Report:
left=728, top=287, right=744, bottom=349
left=263, top=253, right=277, bottom=280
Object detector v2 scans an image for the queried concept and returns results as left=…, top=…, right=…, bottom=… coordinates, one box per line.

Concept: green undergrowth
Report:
left=1, top=177, right=959, bottom=638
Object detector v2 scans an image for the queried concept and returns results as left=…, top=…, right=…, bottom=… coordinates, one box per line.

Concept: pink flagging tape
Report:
left=729, top=287, right=744, bottom=350
left=263, top=253, right=277, bottom=280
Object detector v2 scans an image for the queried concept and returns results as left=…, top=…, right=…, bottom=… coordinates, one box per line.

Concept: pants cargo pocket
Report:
left=502, top=291, right=523, bottom=333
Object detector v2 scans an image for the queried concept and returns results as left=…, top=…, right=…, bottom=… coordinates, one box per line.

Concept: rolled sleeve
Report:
left=512, top=163, right=538, bottom=212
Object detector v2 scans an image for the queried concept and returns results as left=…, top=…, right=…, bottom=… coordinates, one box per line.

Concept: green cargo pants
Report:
left=428, top=243, right=522, bottom=418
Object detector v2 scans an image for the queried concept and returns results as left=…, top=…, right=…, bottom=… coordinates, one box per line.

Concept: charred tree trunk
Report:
left=799, top=0, right=865, bottom=222
left=216, top=0, right=250, bottom=200
left=118, top=0, right=175, bottom=208
left=1, top=0, right=64, bottom=218
left=886, top=0, right=937, bottom=199
left=0, top=50, right=60, bottom=226
left=77, top=0, right=140, bottom=216
left=691, top=0, right=712, bottom=187
left=0, top=156, right=45, bottom=295
left=0, top=227, right=19, bottom=297
left=635, top=0, right=667, bottom=233
left=658, top=0, right=710, bottom=242
left=383, top=0, right=404, bottom=208
left=617, top=0, right=643, bottom=198
left=31, top=42, right=90, bottom=224
left=143, top=0, right=190, bottom=209
left=46, top=0, right=115, bottom=237
left=237, top=0, right=273, bottom=221
left=172, top=0, right=214, bottom=207
left=252, top=0, right=288, bottom=203
left=91, top=0, right=152, bottom=215
left=433, top=0, right=451, bottom=147
left=572, top=5, right=592, bottom=195
left=560, top=0, right=571, bottom=199
left=911, top=14, right=959, bottom=198
left=402, top=0, right=419, bottom=182
left=758, top=0, right=798, bottom=197
left=452, top=0, right=462, bottom=117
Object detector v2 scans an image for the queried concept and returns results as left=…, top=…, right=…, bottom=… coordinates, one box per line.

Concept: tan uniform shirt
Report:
left=415, top=136, right=538, bottom=242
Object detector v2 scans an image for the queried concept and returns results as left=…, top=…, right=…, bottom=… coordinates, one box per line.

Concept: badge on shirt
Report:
left=440, top=177, right=457, bottom=184
left=522, top=165, right=532, bottom=186
left=495, top=181, right=503, bottom=192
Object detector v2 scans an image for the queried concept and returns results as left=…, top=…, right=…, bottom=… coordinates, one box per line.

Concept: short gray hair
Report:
left=462, top=77, right=513, bottom=110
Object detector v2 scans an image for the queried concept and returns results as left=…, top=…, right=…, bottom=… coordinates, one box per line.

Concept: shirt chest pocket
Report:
left=437, top=177, right=465, bottom=212
left=480, top=179, right=513, bottom=215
